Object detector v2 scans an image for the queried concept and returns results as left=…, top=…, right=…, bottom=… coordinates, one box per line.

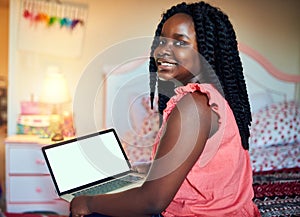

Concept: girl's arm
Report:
left=70, top=91, right=216, bottom=217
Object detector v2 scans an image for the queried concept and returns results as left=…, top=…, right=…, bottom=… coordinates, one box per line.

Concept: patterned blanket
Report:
left=253, top=167, right=300, bottom=217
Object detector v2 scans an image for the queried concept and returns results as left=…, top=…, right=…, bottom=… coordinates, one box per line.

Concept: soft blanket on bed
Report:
left=253, top=167, right=300, bottom=217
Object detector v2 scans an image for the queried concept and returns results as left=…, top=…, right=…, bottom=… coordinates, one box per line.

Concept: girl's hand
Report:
left=70, top=195, right=92, bottom=217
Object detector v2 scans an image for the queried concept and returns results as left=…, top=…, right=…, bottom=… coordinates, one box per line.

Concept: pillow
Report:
left=250, top=100, right=300, bottom=147
left=249, top=92, right=274, bottom=113
left=122, top=96, right=159, bottom=163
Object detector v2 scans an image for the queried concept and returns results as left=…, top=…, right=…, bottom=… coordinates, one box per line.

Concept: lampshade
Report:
left=40, top=66, right=71, bottom=104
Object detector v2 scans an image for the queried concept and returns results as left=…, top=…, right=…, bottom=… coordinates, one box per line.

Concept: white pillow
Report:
left=249, top=92, right=274, bottom=113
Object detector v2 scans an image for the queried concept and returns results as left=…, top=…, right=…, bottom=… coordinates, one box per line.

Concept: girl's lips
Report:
left=156, top=59, right=177, bottom=70
left=157, top=59, right=177, bottom=65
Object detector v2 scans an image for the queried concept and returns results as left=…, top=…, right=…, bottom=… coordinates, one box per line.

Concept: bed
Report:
left=239, top=44, right=300, bottom=173
left=239, top=44, right=300, bottom=216
left=102, top=43, right=300, bottom=216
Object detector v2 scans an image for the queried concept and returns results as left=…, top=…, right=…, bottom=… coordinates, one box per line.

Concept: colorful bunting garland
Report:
left=22, top=0, right=86, bottom=30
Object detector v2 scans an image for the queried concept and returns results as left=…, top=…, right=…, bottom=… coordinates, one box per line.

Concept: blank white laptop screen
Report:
left=43, top=130, right=131, bottom=193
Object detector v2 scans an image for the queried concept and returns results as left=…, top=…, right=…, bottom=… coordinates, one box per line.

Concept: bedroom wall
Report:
left=7, top=0, right=300, bottom=136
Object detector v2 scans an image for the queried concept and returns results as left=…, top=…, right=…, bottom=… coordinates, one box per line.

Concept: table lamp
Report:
left=40, top=65, right=71, bottom=141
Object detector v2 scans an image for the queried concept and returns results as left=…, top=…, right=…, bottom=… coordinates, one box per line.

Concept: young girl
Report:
left=70, top=2, right=261, bottom=216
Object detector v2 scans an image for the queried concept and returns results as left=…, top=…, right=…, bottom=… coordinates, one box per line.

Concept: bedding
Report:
left=252, top=167, right=300, bottom=217
left=249, top=100, right=300, bottom=172
left=250, top=100, right=300, bottom=148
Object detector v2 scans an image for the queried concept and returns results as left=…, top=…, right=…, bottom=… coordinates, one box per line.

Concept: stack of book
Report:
left=16, top=101, right=51, bottom=136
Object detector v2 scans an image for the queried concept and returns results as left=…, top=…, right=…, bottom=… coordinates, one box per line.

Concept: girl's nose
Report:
left=156, top=42, right=172, bottom=57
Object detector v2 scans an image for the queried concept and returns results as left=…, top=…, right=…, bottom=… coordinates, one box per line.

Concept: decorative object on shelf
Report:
left=18, top=0, right=88, bottom=57
left=40, top=65, right=71, bottom=141
left=62, top=111, right=75, bottom=137
left=17, top=95, right=53, bottom=136
left=20, top=99, right=52, bottom=115
left=16, top=114, right=50, bottom=136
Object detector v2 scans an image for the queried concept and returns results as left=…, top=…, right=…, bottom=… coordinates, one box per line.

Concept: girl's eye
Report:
left=156, top=38, right=188, bottom=47
left=174, top=40, right=187, bottom=46
left=158, top=39, right=165, bottom=45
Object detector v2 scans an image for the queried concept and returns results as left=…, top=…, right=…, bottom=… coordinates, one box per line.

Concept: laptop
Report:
left=42, top=128, right=146, bottom=202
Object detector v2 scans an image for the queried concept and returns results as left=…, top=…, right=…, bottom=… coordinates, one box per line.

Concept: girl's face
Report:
left=154, top=13, right=201, bottom=85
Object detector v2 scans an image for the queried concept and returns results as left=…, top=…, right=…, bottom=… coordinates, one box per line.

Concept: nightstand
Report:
left=5, top=135, right=69, bottom=215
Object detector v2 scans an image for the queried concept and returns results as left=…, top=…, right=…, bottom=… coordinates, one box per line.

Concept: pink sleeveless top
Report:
left=152, top=83, right=260, bottom=217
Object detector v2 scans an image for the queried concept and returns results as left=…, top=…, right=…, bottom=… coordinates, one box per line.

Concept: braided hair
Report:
left=149, top=1, right=252, bottom=150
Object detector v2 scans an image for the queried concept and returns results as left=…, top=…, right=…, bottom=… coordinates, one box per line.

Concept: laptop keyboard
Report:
left=73, top=174, right=143, bottom=196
